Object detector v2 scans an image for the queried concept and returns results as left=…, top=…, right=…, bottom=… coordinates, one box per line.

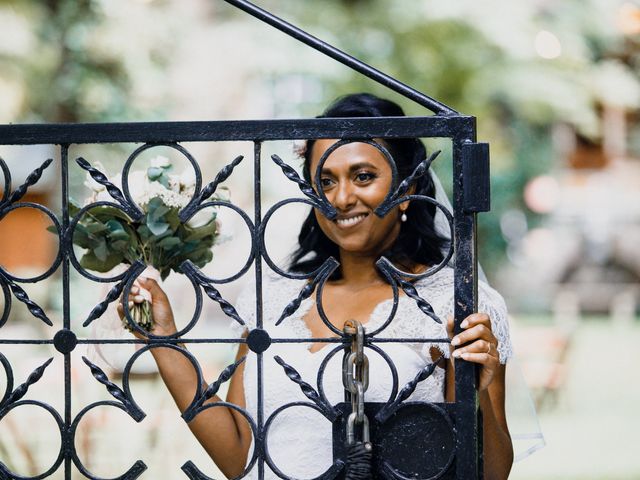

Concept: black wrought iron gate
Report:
left=0, top=1, right=491, bottom=479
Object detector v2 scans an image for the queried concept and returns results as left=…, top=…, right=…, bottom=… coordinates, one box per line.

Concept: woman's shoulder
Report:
left=413, top=265, right=455, bottom=294
left=413, top=266, right=506, bottom=307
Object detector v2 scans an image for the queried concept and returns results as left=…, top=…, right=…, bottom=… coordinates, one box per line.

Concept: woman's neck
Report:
left=335, top=250, right=386, bottom=288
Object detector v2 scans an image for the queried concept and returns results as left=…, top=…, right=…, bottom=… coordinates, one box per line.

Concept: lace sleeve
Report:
left=478, top=281, right=513, bottom=364
left=412, top=268, right=512, bottom=364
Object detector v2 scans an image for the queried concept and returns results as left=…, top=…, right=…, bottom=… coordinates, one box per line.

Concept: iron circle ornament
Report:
left=0, top=279, right=11, bottom=329
left=263, top=401, right=345, bottom=480
left=259, top=197, right=339, bottom=281
left=66, top=201, right=137, bottom=283
left=0, top=202, right=63, bottom=283
left=314, top=344, right=347, bottom=414
left=69, top=400, right=147, bottom=480
left=311, top=138, right=399, bottom=222
left=120, top=142, right=202, bottom=216
left=0, top=352, right=13, bottom=406
left=181, top=401, right=260, bottom=480
left=376, top=402, right=455, bottom=480
left=0, top=157, right=10, bottom=204
left=180, top=199, right=257, bottom=284
left=119, top=343, right=209, bottom=418
left=313, top=342, right=400, bottom=411
left=0, top=400, right=65, bottom=479
left=373, top=193, right=455, bottom=283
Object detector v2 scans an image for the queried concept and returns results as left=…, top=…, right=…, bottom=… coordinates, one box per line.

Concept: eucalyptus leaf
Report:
left=184, top=222, right=218, bottom=242
left=86, top=222, right=109, bottom=234
left=147, top=197, right=170, bottom=222
left=165, top=208, right=181, bottom=231
left=157, top=236, right=182, bottom=250
left=158, top=173, right=170, bottom=189
left=69, top=199, right=82, bottom=217
left=110, top=239, right=129, bottom=252
left=80, top=250, right=125, bottom=272
left=72, top=224, right=93, bottom=248
left=148, top=221, right=170, bottom=235
left=94, top=240, right=109, bottom=262
left=137, top=224, right=152, bottom=242
left=90, top=206, right=132, bottom=223
left=147, top=166, right=164, bottom=180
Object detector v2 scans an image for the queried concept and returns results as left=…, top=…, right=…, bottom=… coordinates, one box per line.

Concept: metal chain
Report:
left=342, top=319, right=371, bottom=447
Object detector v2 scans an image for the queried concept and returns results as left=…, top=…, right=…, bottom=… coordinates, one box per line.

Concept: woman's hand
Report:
left=450, top=313, right=500, bottom=391
left=117, top=278, right=178, bottom=337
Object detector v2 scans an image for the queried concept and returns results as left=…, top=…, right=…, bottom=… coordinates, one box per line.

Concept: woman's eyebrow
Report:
left=320, top=161, right=379, bottom=175
left=349, top=161, right=378, bottom=171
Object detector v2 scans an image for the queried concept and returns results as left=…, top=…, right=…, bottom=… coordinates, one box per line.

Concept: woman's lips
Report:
left=335, top=213, right=367, bottom=228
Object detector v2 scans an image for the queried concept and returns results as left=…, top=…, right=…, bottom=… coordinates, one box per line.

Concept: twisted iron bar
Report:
left=82, top=277, right=128, bottom=327
left=183, top=356, right=246, bottom=422
left=180, top=155, right=244, bottom=222
left=5, top=158, right=54, bottom=206
left=375, top=356, right=445, bottom=424
left=182, top=262, right=245, bottom=326
left=275, top=259, right=337, bottom=326
left=76, top=157, right=142, bottom=220
left=270, top=154, right=328, bottom=210
left=0, top=357, right=53, bottom=410
left=274, top=355, right=338, bottom=421
left=276, top=280, right=317, bottom=326
left=394, top=274, right=442, bottom=325
left=82, top=356, right=145, bottom=422
left=200, top=283, right=245, bottom=326
left=375, top=260, right=441, bottom=325
left=0, top=273, right=52, bottom=326
left=375, top=150, right=441, bottom=216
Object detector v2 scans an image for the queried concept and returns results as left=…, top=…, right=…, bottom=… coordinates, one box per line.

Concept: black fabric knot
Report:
left=345, top=441, right=373, bottom=480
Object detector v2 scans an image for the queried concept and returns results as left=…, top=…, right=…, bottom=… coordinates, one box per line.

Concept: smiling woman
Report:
left=311, top=139, right=401, bottom=257
left=123, top=93, right=514, bottom=480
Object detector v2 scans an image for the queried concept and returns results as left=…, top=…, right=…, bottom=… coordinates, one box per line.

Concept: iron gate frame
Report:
left=0, top=1, right=491, bottom=479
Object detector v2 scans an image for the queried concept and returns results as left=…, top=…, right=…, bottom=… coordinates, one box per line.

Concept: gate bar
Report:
left=0, top=116, right=473, bottom=145
left=222, top=0, right=459, bottom=116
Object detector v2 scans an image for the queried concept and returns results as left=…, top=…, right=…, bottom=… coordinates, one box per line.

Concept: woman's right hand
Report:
left=117, top=278, right=178, bottom=337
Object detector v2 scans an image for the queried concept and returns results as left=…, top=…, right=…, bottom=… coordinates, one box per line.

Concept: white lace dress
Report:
left=230, top=266, right=512, bottom=480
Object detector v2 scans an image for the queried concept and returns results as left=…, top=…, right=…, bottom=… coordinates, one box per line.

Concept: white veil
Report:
left=429, top=169, right=546, bottom=461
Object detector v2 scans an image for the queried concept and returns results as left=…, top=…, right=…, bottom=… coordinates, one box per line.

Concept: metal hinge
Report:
left=461, top=142, right=490, bottom=213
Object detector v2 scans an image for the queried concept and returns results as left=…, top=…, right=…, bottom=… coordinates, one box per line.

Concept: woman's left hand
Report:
left=451, top=313, right=500, bottom=391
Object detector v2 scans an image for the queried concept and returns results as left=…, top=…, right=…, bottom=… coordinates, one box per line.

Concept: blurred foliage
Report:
left=1, top=0, right=638, bottom=275
left=0, top=0, right=171, bottom=122
left=271, top=0, right=640, bottom=274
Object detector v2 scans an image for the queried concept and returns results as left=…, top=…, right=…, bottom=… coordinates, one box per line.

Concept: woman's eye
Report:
left=355, top=172, right=376, bottom=182
left=320, top=178, right=334, bottom=189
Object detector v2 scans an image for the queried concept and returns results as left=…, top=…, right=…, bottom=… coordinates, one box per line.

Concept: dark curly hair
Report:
left=288, top=93, right=448, bottom=276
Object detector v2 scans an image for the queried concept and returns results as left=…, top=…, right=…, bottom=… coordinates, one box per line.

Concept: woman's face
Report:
left=309, top=139, right=402, bottom=258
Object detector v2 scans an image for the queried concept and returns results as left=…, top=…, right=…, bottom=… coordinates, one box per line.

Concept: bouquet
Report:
left=72, top=156, right=226, bottom=331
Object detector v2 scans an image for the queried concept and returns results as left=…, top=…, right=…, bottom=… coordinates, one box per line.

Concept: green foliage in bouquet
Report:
left=57, top=157, right=225, bottom=332
left=70, top=197, right=217, bottom=281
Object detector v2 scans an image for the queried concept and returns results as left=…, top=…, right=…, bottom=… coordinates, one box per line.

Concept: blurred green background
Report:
left=0, top=0, right=639, bottom=478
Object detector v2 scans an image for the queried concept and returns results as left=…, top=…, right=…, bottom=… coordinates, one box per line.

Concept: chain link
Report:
left=343, top=319, right=370, bottom=446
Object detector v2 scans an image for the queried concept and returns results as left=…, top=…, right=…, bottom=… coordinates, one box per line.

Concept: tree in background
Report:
left=0, top=0, right=174, bottom=123
left=2, top=0, right=638, bottom=276
left=278, top=0, right=640, bottom=275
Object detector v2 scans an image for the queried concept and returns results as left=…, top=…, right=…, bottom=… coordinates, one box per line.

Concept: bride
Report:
left=122, top=93, right=513, bottom=480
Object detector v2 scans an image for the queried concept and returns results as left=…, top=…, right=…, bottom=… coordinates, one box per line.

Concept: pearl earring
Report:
left=401, top=211, right=407, bottom=222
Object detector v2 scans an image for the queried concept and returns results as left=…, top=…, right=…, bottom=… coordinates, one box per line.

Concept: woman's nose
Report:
left=331, top=181, right=356, bottom=210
